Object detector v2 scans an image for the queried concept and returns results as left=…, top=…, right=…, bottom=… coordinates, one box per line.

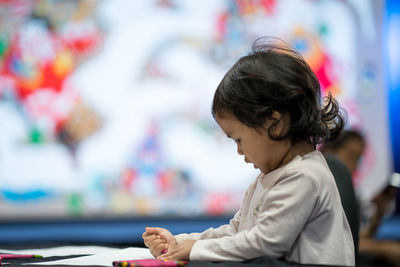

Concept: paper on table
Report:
left=0, top=245, right=120, bottom=257
left=30, top=247, right=153, bottom=266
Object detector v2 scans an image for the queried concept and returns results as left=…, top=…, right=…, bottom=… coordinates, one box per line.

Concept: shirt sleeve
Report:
left=175, top=210, right=242, bottom=243
left=189, top=174, right=319, bottom=262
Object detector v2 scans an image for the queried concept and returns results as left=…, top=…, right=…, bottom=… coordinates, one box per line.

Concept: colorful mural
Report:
left=0, top=0, right=390, bottom=218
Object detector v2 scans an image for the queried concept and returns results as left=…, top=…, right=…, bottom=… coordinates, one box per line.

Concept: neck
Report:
left=278, top=141, right=315, bottom=168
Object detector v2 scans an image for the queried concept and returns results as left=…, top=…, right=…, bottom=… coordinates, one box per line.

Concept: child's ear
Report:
left=269, top=111, right=282, bottom=122
left=268, top=111, right=288, bottom=136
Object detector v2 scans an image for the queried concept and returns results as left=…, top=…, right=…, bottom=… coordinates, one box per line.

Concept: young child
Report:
left=142, top=40, right=355, bottom=266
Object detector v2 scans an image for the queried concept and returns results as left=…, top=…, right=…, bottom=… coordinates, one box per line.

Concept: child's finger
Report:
left=153, top=243, right=169, bottom=257
left=142, top=231, right=153, bottom=239
left=157, top=246, right=179, bottom=260
left=158, top=232, right=176, bottom=245
left=143, top=231, right=157, bottom=240
left=143, top=233, right=155, bottom=242
left=149, top=236, right=165, bottom=249
left=145, top=227, right=165, bottom=235
left=143, top=234, right=158, bottom=247
left=149, top=239, right=167, bottom=257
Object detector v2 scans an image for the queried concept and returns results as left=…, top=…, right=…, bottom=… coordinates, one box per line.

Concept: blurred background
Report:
left=0, top=0, right=399, bottom=247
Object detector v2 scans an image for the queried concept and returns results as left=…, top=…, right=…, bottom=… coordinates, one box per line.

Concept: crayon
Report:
left=0, top=254, right=42, bottom=265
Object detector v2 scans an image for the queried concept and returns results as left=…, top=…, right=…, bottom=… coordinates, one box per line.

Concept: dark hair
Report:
left=320, top=129, right=365, bottom=153
left=211, top=38, right=347, bottom=145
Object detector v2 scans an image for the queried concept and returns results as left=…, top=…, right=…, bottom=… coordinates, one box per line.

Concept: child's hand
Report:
left=142, top=227, right=177, bottom=258
left=157, top=239, right=196, bottom=261
left=145, top=227, right=177, bottom=245
left=142, top=232, right=168, bottom=257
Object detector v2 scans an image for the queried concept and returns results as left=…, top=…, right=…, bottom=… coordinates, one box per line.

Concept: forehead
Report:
left=344, top=138, right=365, bottom=151
left=345, top=139, right=365, bottom=155
left=215, top=114, right=244, bottom=134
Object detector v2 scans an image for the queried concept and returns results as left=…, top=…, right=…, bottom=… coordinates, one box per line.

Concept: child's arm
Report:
left=173, top=181, right=256, bottom=243
left=174, top=209, right=242, bottom=243
left=143, top=181, right=253, bottom=260
left=174, top=181, right=259, bottom=243
left=185, top=175, right=319, bottom=262
left=142, top=213, right=242, bottom=258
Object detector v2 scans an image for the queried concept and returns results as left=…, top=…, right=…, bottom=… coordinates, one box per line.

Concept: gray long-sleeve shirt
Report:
left=175, top=150, right=355, bottom=266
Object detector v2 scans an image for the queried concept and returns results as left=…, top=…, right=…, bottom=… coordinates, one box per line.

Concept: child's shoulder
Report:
left=265, top=150, right=333, bottom=189
left=278, top=150, right=327, bottom=174
left=299, top=150, right=332, bottom=178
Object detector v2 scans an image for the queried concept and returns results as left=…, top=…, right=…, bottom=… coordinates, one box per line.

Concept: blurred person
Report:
left=321, top=129, right=400, bottom=266
left=320, top=130, right=365, bottom=175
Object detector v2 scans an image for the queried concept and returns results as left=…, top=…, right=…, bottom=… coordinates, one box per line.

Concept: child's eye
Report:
left=235, top=138, right=241, bottom=143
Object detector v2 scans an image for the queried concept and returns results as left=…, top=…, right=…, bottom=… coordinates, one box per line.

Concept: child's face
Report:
left=216, top=113, right=291, bottom=174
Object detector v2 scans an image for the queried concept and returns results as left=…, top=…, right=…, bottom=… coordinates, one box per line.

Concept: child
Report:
left=142, top=39, right=355, bottom=266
